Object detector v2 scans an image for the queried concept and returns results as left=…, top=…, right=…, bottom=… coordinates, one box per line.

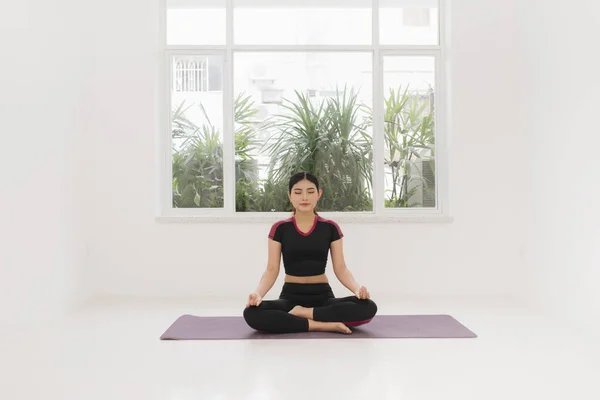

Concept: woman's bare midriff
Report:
left=284, top=274, right=329, bottom=284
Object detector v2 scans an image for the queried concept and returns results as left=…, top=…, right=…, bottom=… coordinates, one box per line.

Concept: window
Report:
left=380, top=0, right=439, bottom=45
left=403, top=8, right=431, bottom=27
left=161, top=0, right=447, bottom=219
left=173, top=56, right=223, bottom=92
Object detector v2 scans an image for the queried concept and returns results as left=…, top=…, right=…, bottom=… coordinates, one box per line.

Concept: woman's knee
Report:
left=243, top=306, right=261, bottom=330
left=363, top=298, right=378, bottom=318
left=343, top=299, right=377, bottom=326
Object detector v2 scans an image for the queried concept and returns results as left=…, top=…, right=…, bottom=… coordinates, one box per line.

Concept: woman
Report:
left=243, top=172, right=377, bottom=334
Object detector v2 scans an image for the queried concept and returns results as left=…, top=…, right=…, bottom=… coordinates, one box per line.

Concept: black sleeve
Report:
left=330, top=221, right=344, bottom=242
left=268, top=222, right=284, bottom=243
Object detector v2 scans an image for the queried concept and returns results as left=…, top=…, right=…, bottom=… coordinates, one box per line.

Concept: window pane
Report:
left=171, top=55, right=225, bottom=208
left=383, top=56, right=436, bottom=208
left=234, top=0, right=371, bottom=45
left=233, top=52, right=373, bottom=212
left=167, top=0, right=226, bottom=45
left=380, top=0, right=439, bottom=45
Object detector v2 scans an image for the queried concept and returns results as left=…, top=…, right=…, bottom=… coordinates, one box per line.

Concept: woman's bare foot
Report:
left=308, top=320, right=352, bottom=334
left=289, top=305, right=313, bottom=320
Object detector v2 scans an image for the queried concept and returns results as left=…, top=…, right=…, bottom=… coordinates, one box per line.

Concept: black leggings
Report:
left=243, top=282, right=378, bottom=333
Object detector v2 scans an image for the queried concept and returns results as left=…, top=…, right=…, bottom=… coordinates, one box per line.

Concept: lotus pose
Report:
left=243, top=172, right=377, bottom=334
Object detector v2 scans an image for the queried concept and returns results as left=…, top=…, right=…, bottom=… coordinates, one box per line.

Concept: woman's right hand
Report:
left=246, top=292, right=263, bottom=307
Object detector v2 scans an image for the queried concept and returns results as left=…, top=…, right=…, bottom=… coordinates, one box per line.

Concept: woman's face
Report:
left=288, top=179, right=322, bottom=213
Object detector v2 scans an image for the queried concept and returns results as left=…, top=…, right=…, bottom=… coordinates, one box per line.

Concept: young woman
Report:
left=243, top=172, right=377, bottom=334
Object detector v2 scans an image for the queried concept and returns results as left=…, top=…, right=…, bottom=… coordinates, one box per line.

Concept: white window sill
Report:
left=155, top=212, right=453, bottom=224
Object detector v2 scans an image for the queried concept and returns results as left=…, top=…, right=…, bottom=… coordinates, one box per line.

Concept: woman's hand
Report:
left=246, top=292, right=263, bottom=307
left=354, top=286, right=370, bottom=300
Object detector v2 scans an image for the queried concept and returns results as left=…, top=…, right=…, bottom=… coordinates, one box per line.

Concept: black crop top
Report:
left=268, top=216, right=344, bottom=277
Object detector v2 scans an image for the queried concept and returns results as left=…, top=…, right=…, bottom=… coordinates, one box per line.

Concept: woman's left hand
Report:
left=354, top=286, right=370, bottom=300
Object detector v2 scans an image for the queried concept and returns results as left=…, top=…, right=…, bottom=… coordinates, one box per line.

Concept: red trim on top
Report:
left=292, top=215, right=318, bottom=236
left=345, top=318, right=372, bottom=327
left=268, top=218, right=292, bottom=239
left=317, top=216, right=344, bottom=239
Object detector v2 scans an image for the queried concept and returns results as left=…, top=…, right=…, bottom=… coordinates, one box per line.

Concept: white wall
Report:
left=80, top=0, right=528, bottom=303
left=4, top=0, right=597, bottom=328
left=522, top=1, right=600, bottom=332
left=0, top=0, right=86, bottom=328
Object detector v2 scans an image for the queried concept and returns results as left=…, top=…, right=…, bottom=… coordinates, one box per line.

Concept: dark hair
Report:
left=288, top=172, right=320, bottom=215
left=288, top=171, right=320, bottom=193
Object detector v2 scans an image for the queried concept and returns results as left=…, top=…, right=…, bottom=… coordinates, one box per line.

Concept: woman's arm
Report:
left=330, top=239, right=361, bottom=294
left=252, top=239, right=281, bottom=298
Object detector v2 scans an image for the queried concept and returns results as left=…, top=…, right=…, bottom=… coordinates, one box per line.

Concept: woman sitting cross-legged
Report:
left=243, top=171, right=377, bottom=334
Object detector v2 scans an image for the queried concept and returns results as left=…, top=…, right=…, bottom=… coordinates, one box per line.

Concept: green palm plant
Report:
left=262, top=90, right=327, bottom=182
left=364, top=85, right=435, bottom=207
left=172, top=93, right=261, bottom=208
left=385, top=86, right=435, bottom=207
left=172, top=102, right=223, bottom=208
left=261, top=88, right=373, bottom=211
left=237, top=176, right=290, bottom=212
left=234, top=92, right=260, bottom=182
left=321, top=87, right=373, bottom=210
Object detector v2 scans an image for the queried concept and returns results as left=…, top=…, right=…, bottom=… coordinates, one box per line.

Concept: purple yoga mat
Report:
left=160, top=314, right=477, bottom=340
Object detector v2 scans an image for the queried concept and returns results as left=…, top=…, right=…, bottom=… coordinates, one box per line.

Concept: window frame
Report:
left=158, top=0, right=451, bottom=223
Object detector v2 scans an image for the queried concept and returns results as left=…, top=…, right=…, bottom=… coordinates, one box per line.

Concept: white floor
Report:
left=1, top=296, right=599, bottom=400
